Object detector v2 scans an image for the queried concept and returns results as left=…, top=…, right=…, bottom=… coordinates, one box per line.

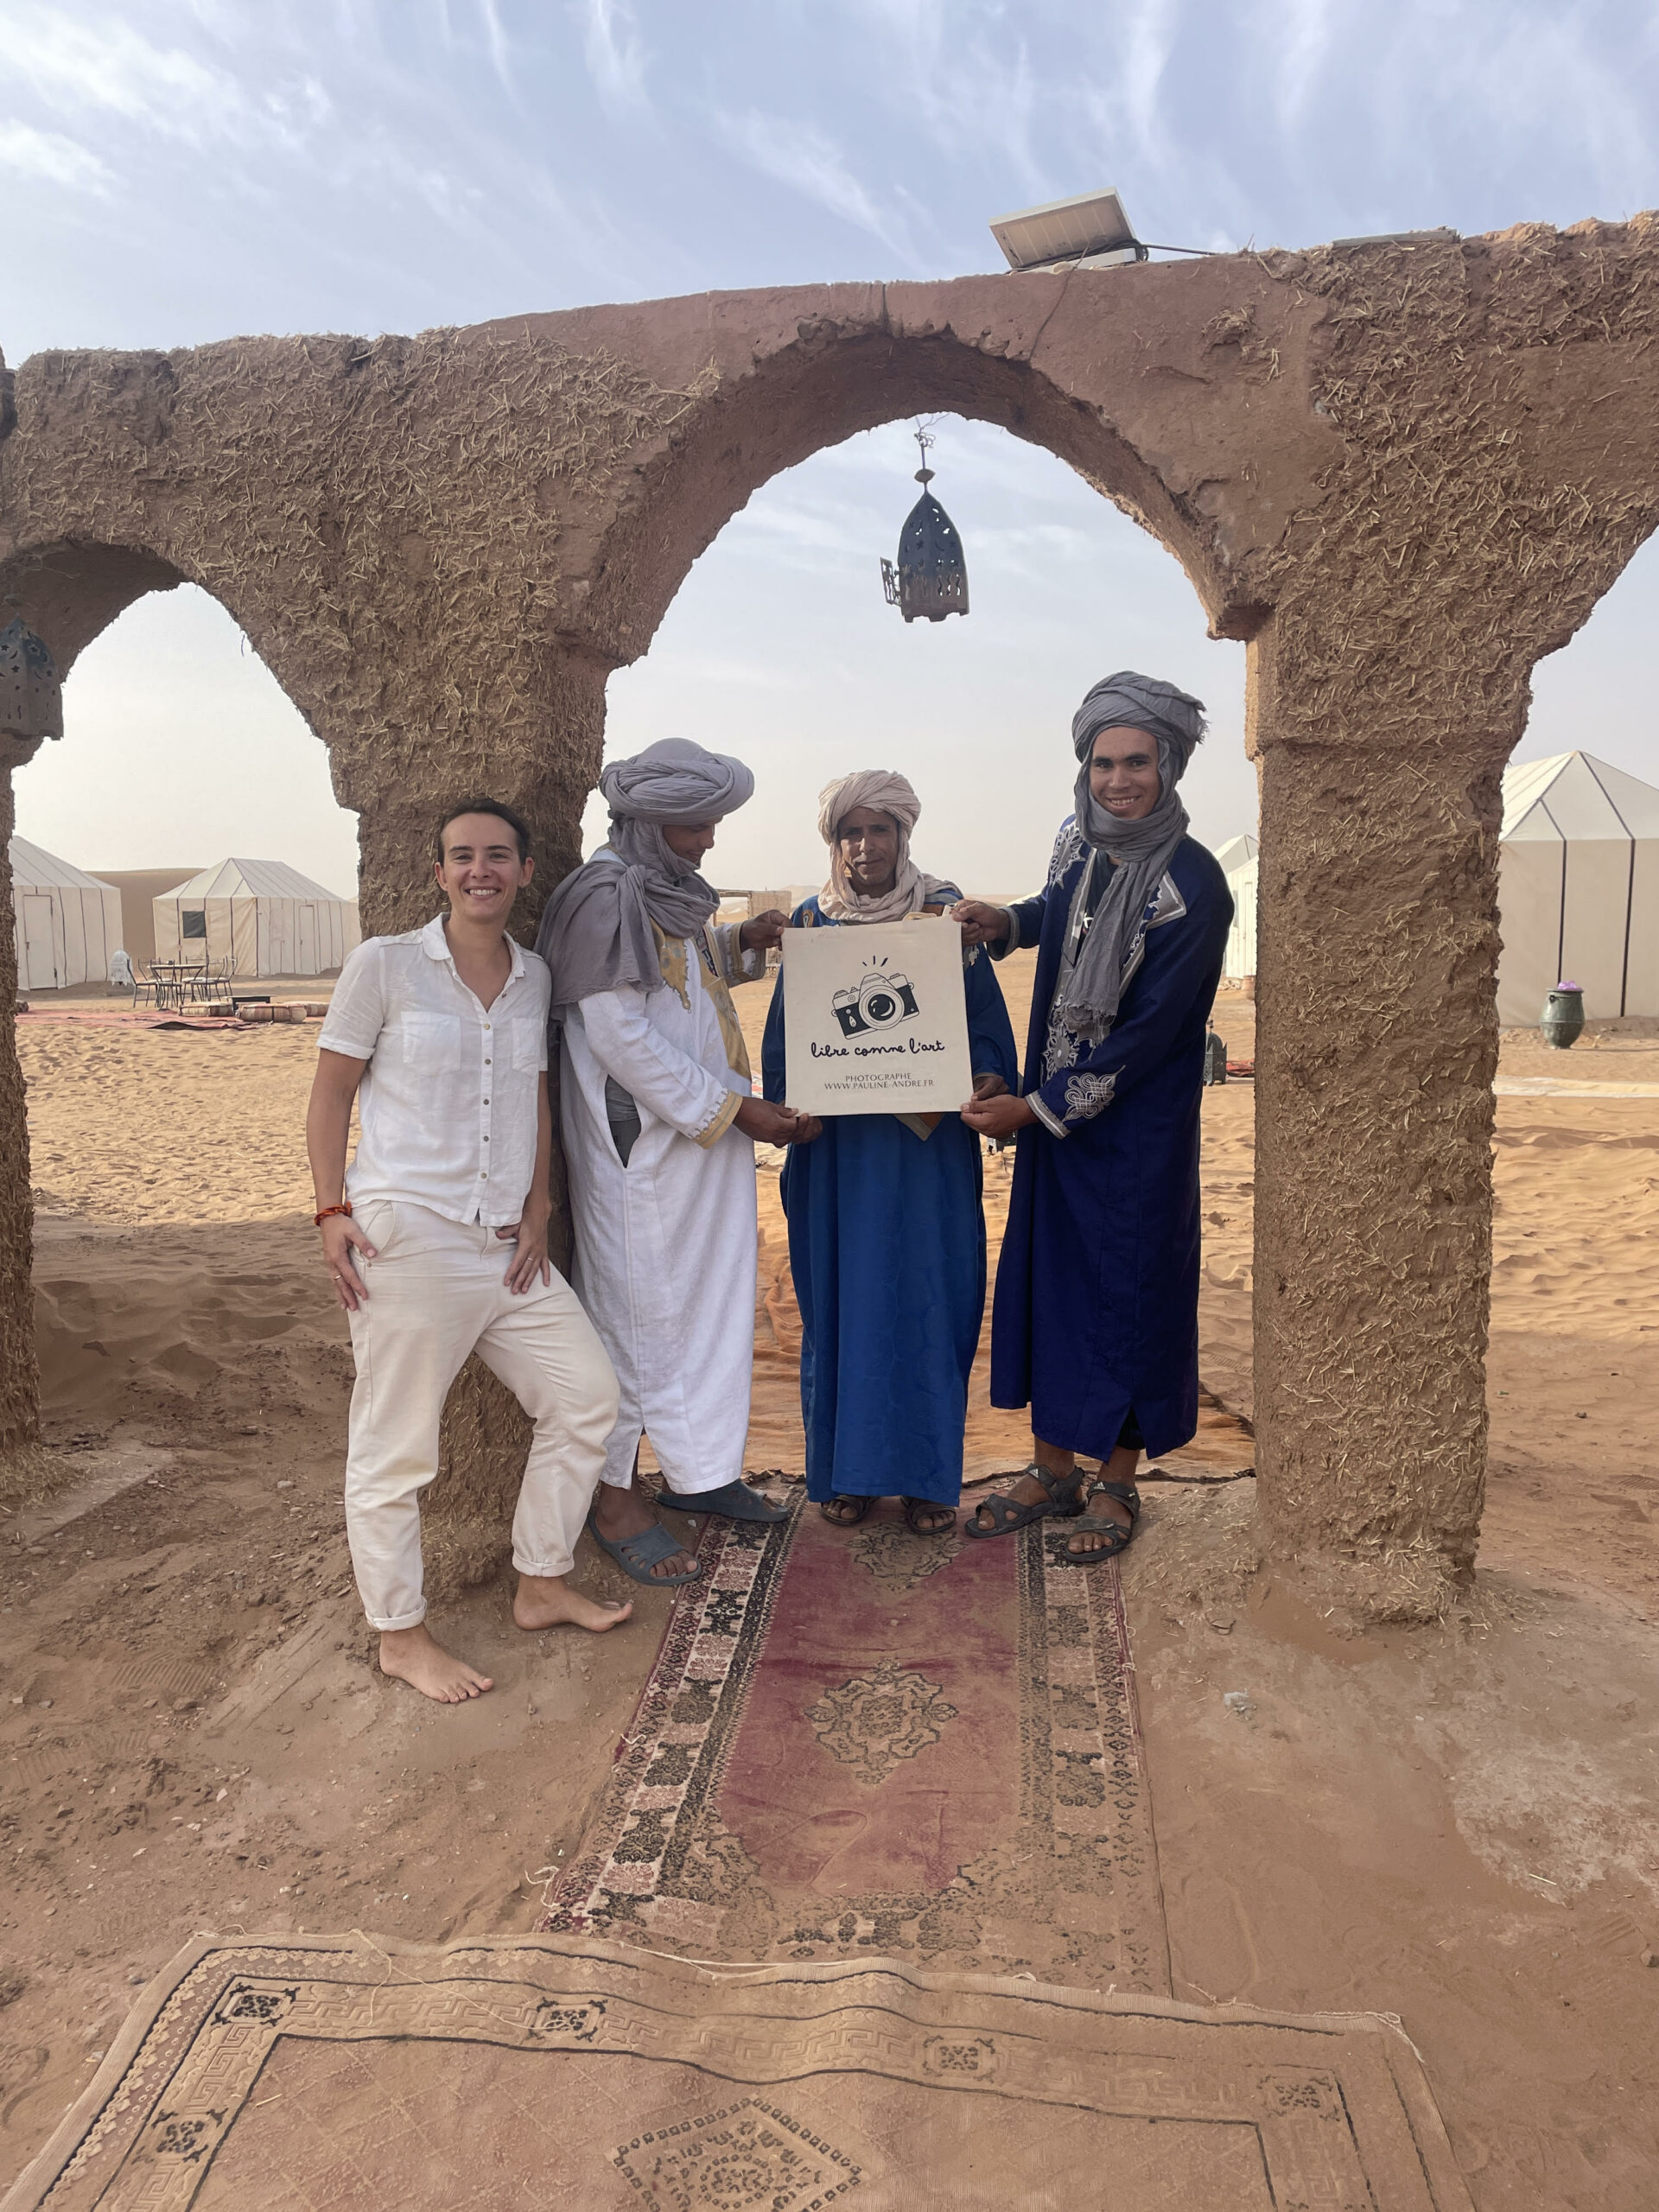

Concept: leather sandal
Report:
left=1065, top=1479, right=1141, bottom=1562
left=963, top=1462, right=1084, bottom=1540
left=819, top=1494, right=873, bottom=1527
left=902, top=1496, right=957, bottom=1535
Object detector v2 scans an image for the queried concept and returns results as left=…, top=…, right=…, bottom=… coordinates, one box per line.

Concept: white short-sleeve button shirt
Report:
left=318, top=916, right=550, bottom=1226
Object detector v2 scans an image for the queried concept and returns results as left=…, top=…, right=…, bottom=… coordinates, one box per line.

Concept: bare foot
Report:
left=592, top=1476, right=699, bottom=1580
left=378, top=1624, right=494, bottom=1703
left=514, top=1573, right=634, bottom=1633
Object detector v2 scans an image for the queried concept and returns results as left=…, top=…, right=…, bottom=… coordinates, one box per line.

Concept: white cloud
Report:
left=0, top=9, right=248, bottom=143
left=717, top=107, right=912, bottom=259
left=1273, top=0, right=1334, bottom=128
left=474, top=0, right=513, bottom=93
left=581, top=0, right=650, bottom=115
left=0, top=118, right=112, bottom=194
left=1418, top=5, right=1656, bottom=211
left=1120, top=0, right=1179, bottom=164
left=844, top=0, right=1047, bottom=200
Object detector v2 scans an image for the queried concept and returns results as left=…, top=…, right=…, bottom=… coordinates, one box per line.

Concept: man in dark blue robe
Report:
left=958, top=675, right=1232, bottom=1561
left=763, top=770, right=1018, bottom=1532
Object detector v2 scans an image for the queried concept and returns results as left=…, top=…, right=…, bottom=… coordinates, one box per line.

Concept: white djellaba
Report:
left=539, top=740, right=766, bottom=1497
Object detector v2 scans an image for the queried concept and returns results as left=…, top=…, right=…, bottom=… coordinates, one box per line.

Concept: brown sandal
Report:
left=820, top=1494, right=873, bottom=1527
left=902, top=1496, right=957, bottom=1536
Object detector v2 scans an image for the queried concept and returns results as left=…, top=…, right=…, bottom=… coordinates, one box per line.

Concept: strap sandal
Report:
left=674, top=1477, right=789, bottom=1525
left=963, top=1462, right=1084, bottom=1541
left=819, top=1494, right=874, bottom=1527
left=902, top=1496, right=957, bottom=1536
left=1065, top=1480, right=1141, bottom=1564
left=585, top=1508, right=702, bottom=1586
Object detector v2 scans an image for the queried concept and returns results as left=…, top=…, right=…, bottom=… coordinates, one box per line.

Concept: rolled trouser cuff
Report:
left=367, top=1605, right=428, bottom=1632
left=512, top=1550, right=576, bottom=1580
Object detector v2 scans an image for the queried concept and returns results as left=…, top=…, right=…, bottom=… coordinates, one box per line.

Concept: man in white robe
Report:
left=537, top=741, right=809, bottom=1583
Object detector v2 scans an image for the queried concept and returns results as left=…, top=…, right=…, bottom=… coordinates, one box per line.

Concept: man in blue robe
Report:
left=762, top=770, right=1018, bottom=1531
left=957, top=675, right=1232, bottom=1562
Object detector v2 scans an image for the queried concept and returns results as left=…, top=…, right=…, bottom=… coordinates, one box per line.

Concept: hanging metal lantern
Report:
left=880, top=427, right=969, bottom=624
left=0, top=619, right=63, bottom=741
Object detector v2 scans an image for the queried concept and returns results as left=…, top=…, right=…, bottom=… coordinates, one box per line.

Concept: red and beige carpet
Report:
left=544, top=1497, right=1168, bottom=1993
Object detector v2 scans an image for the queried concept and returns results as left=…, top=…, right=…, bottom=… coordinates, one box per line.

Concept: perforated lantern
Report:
left=880, top=429, right=969, bottom=624
left=0, top=620, right=62, bottom=741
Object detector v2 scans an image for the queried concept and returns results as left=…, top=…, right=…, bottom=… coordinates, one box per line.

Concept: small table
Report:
left=148, top=962, right=209, bottom=1013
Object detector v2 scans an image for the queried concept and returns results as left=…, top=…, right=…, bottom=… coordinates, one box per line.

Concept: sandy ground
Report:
left=3, top=972, right=1657, bottom=2206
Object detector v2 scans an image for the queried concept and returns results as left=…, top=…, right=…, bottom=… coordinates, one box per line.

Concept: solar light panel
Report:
left=989, top=188, right=1136, bottom=271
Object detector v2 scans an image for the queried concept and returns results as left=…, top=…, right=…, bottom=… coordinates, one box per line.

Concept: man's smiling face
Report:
left=435, top=811, right=533, bottom=925
left=1088, top=730, right=1162, bottom=823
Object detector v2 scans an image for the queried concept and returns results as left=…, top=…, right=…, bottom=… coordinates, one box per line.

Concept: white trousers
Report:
left=344, top=1200, right=620, bottom=1631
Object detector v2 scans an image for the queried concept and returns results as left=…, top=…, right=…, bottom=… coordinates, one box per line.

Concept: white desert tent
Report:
left=1494, top=751, right=1659, bottom=1024
left=1212, top=834, right=1257, bottom=986
left=8, top=836, right=124, bottom=989
left=1215, top=751, right=1659, bottom=1024
left=152, top=858, right=360, bottom=978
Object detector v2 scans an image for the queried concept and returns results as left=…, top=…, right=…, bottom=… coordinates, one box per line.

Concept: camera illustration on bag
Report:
left=832, top=958, right=922, bottom=1038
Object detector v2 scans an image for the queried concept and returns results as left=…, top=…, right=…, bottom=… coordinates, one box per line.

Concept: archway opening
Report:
left=13, top=579, right=359, bottom=998
left=1479, top=528, right=1659, bottom=1591
left=587, top=410, right=1256, bottom=1482
left=592, top=414, right=1255, bottom=887
left=1503, top=531, right=1659, bottom=1033
left=7, top=571, right=360, bottom=1405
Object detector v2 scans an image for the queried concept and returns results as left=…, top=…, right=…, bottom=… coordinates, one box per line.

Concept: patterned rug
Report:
left=3, top=1934, right=1475, bottom=2211
left=543, top=1496, right=1170, bottom=1993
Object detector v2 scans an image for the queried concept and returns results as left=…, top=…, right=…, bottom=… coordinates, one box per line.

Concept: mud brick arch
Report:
left=4, top=218, right=1658, bottom=1610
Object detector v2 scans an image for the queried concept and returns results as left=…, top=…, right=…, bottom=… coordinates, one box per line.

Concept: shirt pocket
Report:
left=396, top=1011, right=463, bottom=1071
left=511, top=1017, right=544, bottom=1072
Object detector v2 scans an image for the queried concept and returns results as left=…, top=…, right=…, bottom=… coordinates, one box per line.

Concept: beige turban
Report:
left=816, top=769, right=953, bottom=925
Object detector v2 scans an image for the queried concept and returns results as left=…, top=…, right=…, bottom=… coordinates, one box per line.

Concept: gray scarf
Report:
left=1054, top=672, right=1206, bottom=1046
left=537, top=738, right=754, bottom=1013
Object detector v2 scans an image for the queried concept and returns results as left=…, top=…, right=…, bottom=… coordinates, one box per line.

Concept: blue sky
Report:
left=5, top=0, right=1657, bottom=894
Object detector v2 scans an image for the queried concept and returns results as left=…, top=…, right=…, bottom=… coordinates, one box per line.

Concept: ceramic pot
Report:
left=1541, top=986, right=1585, bottom=1050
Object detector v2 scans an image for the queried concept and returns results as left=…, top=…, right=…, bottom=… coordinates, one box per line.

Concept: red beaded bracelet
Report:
left=314, top=1203, right=353, bottom=1227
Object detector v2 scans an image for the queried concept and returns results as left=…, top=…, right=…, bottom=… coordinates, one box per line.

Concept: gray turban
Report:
left=814, top=768, right=954, bottom=924
left=600, top=736, right=753, bottom=824
left=1071, top=671, right=1206, bottom=769
left=1056, top=671, right=1206, bottom=1048
left=537, top=738, right=754, bottom=1013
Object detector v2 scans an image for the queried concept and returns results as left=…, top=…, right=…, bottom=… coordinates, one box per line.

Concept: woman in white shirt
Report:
left=308, top=799, right=628, bottom=1705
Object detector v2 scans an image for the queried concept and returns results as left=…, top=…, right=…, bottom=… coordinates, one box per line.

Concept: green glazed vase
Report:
left=1541, top=985, right=1585, bottom=1050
